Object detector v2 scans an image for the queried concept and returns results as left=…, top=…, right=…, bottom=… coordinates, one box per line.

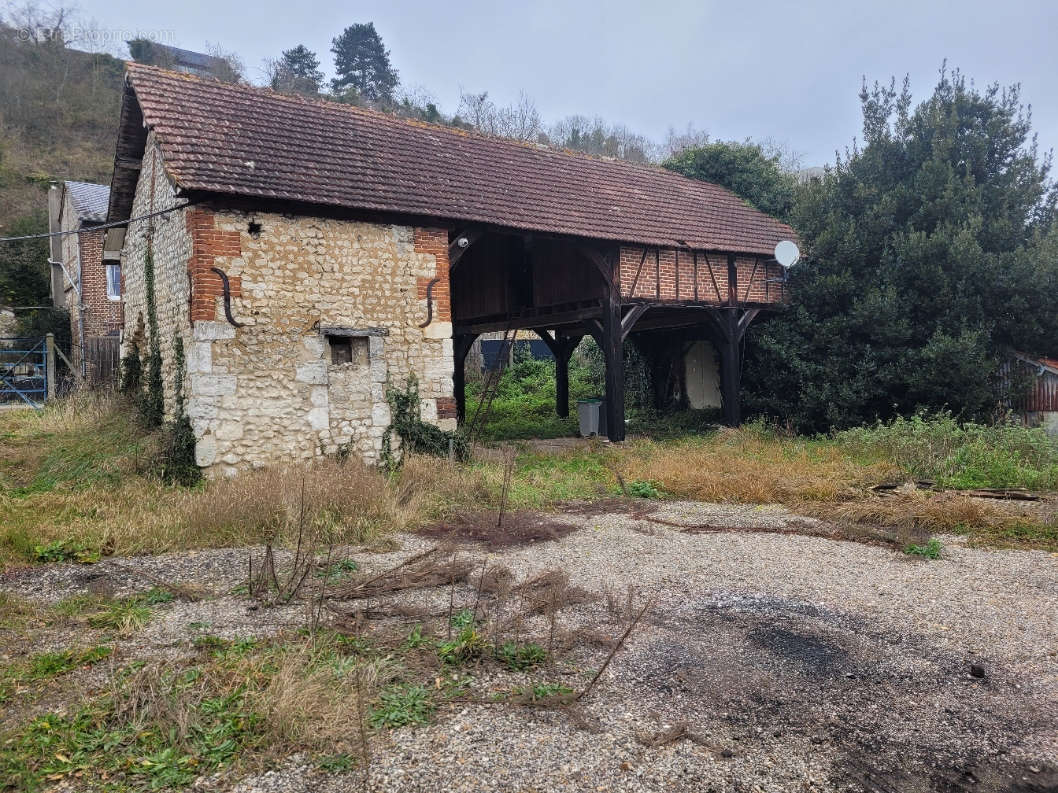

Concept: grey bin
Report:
left=576, top=398, right=607, bottom=438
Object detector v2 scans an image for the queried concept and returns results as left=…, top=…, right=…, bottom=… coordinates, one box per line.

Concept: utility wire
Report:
left=0, top=200, right=199, bottom=244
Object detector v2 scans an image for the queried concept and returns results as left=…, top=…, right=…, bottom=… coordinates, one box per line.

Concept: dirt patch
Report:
left=419, top=510, right=580, bottom=549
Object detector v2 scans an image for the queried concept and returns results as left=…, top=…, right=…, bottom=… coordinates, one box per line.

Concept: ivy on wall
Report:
left=381, top=375, right=468, bottom=469
left=118, top=245, right=200, bottom=485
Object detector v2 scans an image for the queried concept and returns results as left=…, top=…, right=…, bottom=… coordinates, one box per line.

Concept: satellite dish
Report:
left=774, top=240, right=800, bottom=269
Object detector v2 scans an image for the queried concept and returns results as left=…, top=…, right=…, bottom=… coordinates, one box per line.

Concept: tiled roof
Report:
left=121, top=64, right=796, bottom=255
left=65, top=181, right=110, bottom=224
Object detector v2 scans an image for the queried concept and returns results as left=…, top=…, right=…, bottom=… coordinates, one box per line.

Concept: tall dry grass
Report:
left=618, top=426, right=896, bottom=504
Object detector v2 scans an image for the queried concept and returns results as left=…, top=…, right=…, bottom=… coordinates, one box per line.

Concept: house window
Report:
left=328, top=335, right=369, bottom=366
left=105, top=263, right=121, bottom=300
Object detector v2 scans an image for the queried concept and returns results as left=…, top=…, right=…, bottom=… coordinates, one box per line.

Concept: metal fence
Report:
left=0, top=337, right=49, bottom=408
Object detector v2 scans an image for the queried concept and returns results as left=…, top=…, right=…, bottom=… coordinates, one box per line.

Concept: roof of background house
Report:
left=109, top=64, right=797, bottom=255
left=135, top=42, right=222, bottom=73
left=65, top=181, right=110, bottom=224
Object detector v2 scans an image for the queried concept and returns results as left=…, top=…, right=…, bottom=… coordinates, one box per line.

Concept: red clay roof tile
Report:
left=123, top=64, right=796, bottom=255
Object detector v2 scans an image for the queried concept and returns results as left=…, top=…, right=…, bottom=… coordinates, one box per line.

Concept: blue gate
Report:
left=1, top=337, right=49, bottom=408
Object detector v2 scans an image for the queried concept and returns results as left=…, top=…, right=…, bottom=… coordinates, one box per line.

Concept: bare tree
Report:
left=661, top=123, right=710, bottom=159
left=493, top=91, right=542, bottom=142
left=205, top=42, right=244, bottom=84
left=1, top=0, right=72, bottom=45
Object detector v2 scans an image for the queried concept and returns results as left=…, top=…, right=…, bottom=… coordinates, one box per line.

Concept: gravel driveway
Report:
left=4, top=501, right=1057, bottom=792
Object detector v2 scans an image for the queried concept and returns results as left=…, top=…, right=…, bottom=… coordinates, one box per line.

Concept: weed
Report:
left=316, top=559, right=358, bottom=582
left=437, top=627, right=488, bottom=666
left=626, top=479, right=662, bottom=499
left=511, top=682, right=574, bottom=701
left=836, top=411, right=1058, bottom=491
left=192, top=635, right=229, bottom=652
left=450, top=607, right=474, bottom=629
left=317, top=753, right=356, bottom=773
left=86, top=597, right=153, bottom=635
left=26, top=646, right=112, bottom=680
left=33, top=538, right=100, bottom=564
left=369, top=684, right=434, bottom=728
left=495, top=642, right=547, bottom=671
left=905, top=538, right=943, bottom=560
left=404, top=624, right=429, bottom=650
left=50, top=593, right=103, bottom=619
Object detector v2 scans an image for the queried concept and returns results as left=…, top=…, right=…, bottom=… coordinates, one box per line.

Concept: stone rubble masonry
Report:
left=120, top=137, right=456, bottom=476
left=618, top=245, right=786, bottom=304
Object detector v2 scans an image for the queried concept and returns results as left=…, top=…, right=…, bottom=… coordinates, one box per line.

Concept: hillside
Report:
left=0, top=26, right=125, bottom=234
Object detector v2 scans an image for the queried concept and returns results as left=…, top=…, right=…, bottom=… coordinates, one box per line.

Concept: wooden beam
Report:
left=455, top=302, right=603, bottom=335
left=453, top=333, right=478, bottom=424
left=533, top=328, right=583, bottom=418
left=620, top=304, right=649, bottom=341
left=576, top=245, right=615, bottom=287
left=602, top=289, right=625, bottom=442
left=449, top=230, right=482, bottom=270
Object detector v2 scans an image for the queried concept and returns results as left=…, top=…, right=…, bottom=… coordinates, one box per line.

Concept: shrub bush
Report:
left=836, top=412, right=1058, bottom=491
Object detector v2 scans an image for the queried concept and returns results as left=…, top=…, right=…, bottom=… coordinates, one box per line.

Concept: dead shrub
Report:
left=393, top=453, right=493, bottom=519
left=248, top=644, right=393, bottom=755
left=183, top=457, right=405, bottom=548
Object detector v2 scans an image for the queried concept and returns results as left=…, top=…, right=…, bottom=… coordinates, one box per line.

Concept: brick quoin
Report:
left=435, top=396, right=458, bottom=420
left=413, top=227, right=451, bottom=323
left=186, top=208, right=242, bottom=322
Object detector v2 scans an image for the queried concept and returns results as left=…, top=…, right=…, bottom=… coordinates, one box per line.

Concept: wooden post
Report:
left=532, top=329, right=583, bottom=418
left=602, top=287, right=625, bottom=442
left=718, top=310, right=741, bottom=427
left=45, top=333, right=56, bottom=402
left=453, top=333, right=476, bottom=424
left=555, top=344, right=571, bottom=418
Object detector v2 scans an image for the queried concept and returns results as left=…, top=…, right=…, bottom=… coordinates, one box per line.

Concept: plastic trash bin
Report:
left=577, top=398, right=606, bottom=438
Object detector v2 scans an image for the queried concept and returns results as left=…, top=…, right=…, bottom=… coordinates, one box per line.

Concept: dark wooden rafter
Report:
left=449, top=229, right=483, bottom=270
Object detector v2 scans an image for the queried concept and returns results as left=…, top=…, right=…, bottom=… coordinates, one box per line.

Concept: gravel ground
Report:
left=4, top=501, right=1057, bottom=792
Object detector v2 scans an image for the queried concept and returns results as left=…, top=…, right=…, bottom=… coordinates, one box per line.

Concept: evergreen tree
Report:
left=742, top=68, right=1058, bottom=432
left=663, top=141, right=798, bottom=221
left=270, top=44, right=324, bottom=95
left=330, top=22, right=398, bottom=103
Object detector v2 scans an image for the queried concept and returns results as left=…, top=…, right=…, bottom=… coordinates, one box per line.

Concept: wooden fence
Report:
left=84, top=336, right=120, bottom=387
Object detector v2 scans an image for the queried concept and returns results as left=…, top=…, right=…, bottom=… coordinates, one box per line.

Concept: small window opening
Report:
left=105, top=263, right=122, bottom=300
left=328, top=335, right=369, bottom=366
left=247, top=220, right=262, bottom=238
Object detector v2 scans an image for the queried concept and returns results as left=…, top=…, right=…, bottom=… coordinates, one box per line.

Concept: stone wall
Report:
left=120, top=138, right=455, bottom=475
left=185, top=210, right=455, bottom=475
left=120, top=135, right=194, bottom=419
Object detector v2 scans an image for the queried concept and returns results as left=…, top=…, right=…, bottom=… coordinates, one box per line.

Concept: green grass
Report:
left=25, top=646, right=112, bottom=680
left=495, top=642, right=547, bottom=671
left=0, top=683, right=256, bottom=792
left=315, top=559, right=358, bottom=582
left=836, top=412, right=1058, bottom=491
left=369, top=684, right=434, bottom=728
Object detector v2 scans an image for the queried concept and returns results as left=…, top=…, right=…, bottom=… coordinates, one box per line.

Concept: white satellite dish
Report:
left=774, top=240, right=800, bottom=269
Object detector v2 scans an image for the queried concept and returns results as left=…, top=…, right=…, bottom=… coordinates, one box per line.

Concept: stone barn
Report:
left=105, top=64, right=796, bottom=475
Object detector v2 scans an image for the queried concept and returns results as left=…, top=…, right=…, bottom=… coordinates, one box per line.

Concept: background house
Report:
left=1009, top=353, right=1058, bottom=435
left=47, top=180, right=123, bottom=382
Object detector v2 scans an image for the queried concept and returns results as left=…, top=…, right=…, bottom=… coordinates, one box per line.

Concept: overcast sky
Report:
left=74, top=0, right=1058, bottom=167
